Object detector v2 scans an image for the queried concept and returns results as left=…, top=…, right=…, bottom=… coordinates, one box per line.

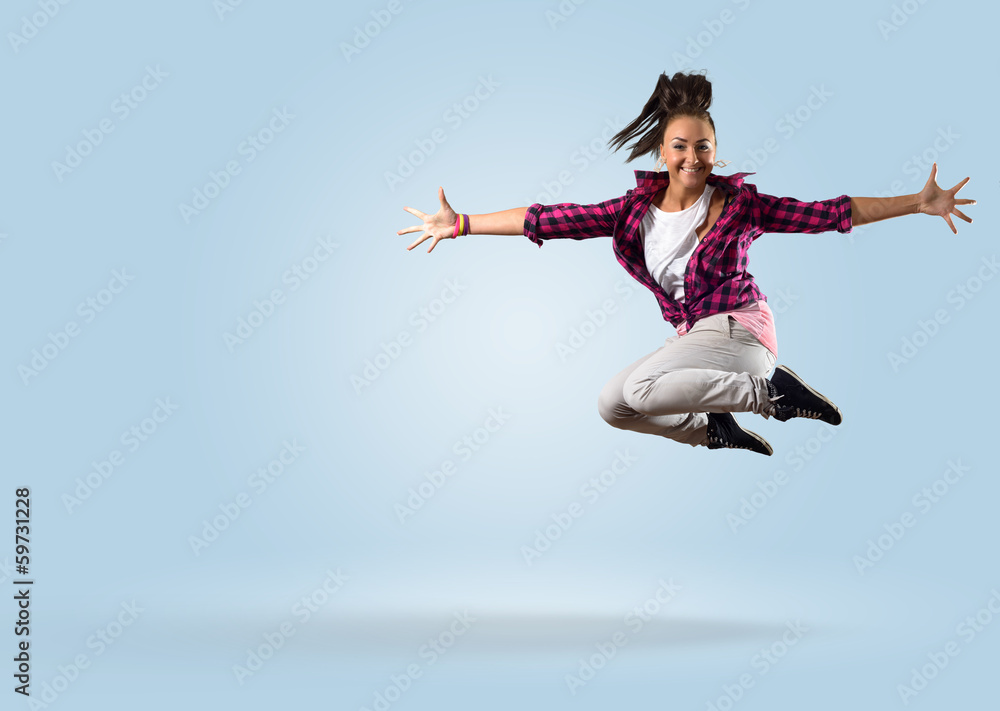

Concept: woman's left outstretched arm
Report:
left=851, top=162, right=976, bottom=234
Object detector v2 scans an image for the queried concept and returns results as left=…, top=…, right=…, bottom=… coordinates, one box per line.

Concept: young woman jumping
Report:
left=396, top=70, right=975, bottom=455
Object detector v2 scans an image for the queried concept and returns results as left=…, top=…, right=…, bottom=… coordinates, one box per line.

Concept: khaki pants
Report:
left=597, top=312, right=778, bottom=447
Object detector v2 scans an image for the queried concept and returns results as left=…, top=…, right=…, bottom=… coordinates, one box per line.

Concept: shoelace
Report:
left=768, top=382, right=825, bottom=419
left=709, top=437, right=753, bottom=450
left=707, top=431, right=756, bottom=450
left=771, top=399, right=822, bottom=419
left=785, top=407, right=822, bottom=419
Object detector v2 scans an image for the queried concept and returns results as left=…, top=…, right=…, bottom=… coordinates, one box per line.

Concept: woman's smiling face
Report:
left=659, top=116, right=717, bottom=187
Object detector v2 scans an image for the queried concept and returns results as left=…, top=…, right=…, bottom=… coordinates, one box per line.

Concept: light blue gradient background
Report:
left=3, top=0, right=997, bottom=709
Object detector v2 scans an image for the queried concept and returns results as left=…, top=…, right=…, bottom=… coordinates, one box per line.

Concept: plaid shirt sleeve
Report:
left=750, top=184, right=853, bottom=235
left=523, top=193, right=628, bottom=247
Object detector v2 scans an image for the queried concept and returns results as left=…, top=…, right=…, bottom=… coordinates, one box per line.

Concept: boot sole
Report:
left=773, top=364, right=843, bottom=426
left=744, top=431, right=774, bottom=456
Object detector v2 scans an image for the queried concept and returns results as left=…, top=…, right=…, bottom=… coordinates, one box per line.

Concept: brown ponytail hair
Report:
left=607, top=70, right=716, bottom=164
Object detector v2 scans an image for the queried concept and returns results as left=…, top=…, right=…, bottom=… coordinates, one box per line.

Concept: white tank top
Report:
left=640, top=184, right=715, bottom=302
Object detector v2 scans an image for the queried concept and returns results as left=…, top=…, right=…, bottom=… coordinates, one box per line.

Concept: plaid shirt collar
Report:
left=630, top=169, right=757, bottom=197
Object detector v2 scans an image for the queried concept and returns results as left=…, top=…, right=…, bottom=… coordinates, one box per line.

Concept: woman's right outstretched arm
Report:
left=398, top=186, right=526, bottom=253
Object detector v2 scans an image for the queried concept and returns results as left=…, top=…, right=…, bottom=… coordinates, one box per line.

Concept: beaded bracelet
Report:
left=452, top=213, right=471, bottom=238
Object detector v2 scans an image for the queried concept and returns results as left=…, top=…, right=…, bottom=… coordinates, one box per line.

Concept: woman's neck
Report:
left=658, top=181, right=709, bottom=212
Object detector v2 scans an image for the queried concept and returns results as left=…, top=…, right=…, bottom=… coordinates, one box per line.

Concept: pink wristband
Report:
left=453, top=214, right=470, bottom=238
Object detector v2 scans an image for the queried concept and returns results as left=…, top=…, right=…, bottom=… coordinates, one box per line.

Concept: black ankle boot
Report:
left=767, top=365, right=843, bottom=425
left=705, top=412, right=773, bottom=456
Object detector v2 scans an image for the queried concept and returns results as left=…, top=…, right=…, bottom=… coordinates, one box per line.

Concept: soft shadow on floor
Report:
left=285, top=612, right=800, bottom=654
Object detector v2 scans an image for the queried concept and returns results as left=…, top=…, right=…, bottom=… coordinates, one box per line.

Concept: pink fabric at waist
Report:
left=676, top=300, right=778, bottom=358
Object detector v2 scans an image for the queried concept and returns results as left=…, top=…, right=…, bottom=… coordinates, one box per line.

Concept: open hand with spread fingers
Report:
left=918, top=162, right=976, bottom=234
left=397, top=186, right=459, bottom=253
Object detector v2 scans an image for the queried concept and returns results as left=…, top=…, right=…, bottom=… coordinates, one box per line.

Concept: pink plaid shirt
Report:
left=523, top=170, right=853, bottom=331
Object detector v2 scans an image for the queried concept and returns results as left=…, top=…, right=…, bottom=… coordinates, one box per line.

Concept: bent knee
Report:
left=620, top=377, right=646, bottom=413
left=597, top=390, right=619, bottom=425
left=598, top=387, right=632, bottom=425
